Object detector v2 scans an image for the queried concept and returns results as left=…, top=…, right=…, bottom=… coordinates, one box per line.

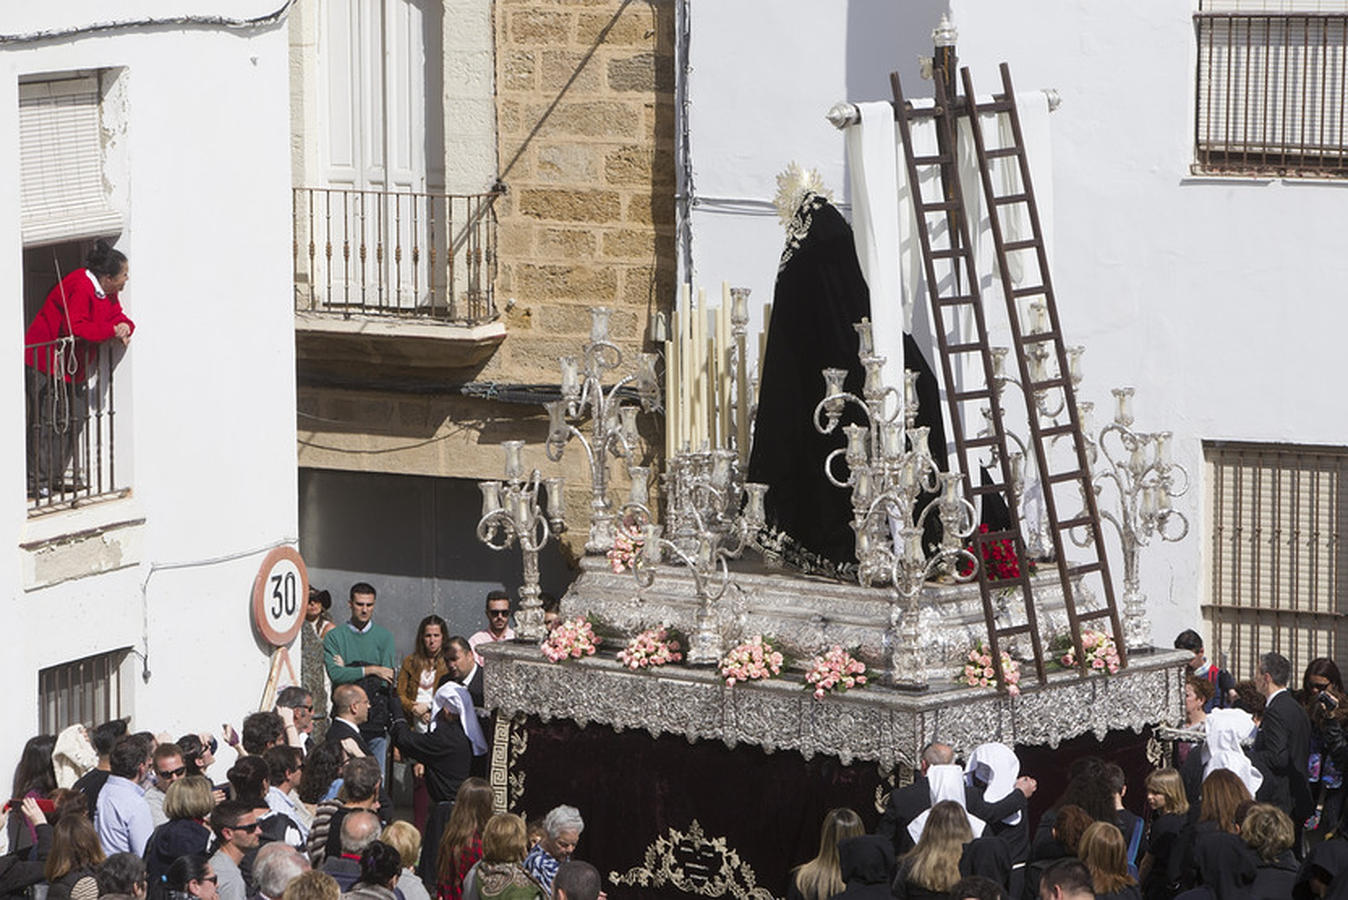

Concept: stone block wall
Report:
left=487, top=0, right=677, bottom=384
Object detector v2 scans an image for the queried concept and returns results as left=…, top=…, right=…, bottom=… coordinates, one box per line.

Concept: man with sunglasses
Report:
left=209, top=800, right=261, bottom=900
left=467, top=589, right=516, bottom=666
left=144, top=743, right=187, bottom=827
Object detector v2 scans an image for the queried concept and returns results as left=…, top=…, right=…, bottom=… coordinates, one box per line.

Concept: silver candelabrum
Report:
left=623, top=450, right=769, bottom=666
left=982, top=303, right=1087, bottom=560
left=544, top=305, right=661, bottom=554
left=477, top=441, right=567, bottom=641
left=1072, top=387, right=1190, bottom=650
left=814, top=319, right=978, bottom=689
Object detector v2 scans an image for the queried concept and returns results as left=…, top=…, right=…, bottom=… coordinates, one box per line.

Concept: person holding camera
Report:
left=1301, top=658, right=1348, bottom=847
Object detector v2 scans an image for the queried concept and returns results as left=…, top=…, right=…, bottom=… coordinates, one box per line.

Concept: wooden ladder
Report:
left=955, top=62, right=1125, bottom=675
left=891, top=69, right=1048, bottom=686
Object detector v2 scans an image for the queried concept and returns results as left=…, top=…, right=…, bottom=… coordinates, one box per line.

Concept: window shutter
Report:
left=1205, top=442, right=1346, bottom=680
left=19, top=76, right=123, bottom=246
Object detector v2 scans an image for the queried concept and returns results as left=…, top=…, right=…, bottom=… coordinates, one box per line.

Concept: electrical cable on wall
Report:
left=138, top=537, right=298, bottom=683
left=0, top=0, right=294, bottom=45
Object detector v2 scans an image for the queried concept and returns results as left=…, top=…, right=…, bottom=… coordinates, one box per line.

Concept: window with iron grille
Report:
left=1204, top=441, right=1346, bottom=684
left=38, top=648, right=131, bottom=734
left=1195, top=1, right=1348, bottom=177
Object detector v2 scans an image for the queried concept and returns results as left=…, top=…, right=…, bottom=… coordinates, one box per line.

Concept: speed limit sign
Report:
left=252, top=546, right=310, bottom=646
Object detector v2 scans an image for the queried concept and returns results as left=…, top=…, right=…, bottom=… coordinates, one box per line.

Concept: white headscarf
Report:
left=965, top=742, right=1022, bottom=826
left=908, top=763, right=986, bottom=844
left=1203, top=707, right=1262, bottom=797
left=432, top=682, right=488, bottom=756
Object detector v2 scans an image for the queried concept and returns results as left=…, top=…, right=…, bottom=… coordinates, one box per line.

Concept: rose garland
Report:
left=803, top=645, right=867, bottom=700
left=957, top=638, right=1022, bottom=696
left=541, top=616, right=601, bottom=662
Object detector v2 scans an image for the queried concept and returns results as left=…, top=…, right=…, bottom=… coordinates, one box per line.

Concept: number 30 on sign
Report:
left=252, top=546, right=310, bottom=647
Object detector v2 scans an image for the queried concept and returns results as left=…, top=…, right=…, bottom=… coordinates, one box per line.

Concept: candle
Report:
left=822, top=368, right=848, bottom=417
left=843, top=423, right=869, bottom=467
left=589, top=306, right=613, bottom=345
left=502, top=440, right=525, bottom=481
left=853, top=466, right=873, bottom=505
left=1155, top=431, right=1172, bottom=467
left=910, top=425, right=931, bottom=463
left=990, top=347, right=1008, bottom=377
left=1068, top=346, right=1084, bottom=386
left=665, top=338, right=676, bottom=460
left=680, top=284, right=693, bottom=451
left=1129, top=442, right=1147, bottom=476
left=863, top=356, right=886, bottom=400
left=628, top=466, right=649, bottom=506
left=545, top=400, right=568, bottom=444
left=730, top=287, right=750, bottom=328
left=1112, top=387, right=1135, bottom=427
left=643, top=524, right=663, bottom=564
left=854, top=318, right=874, bottom=356
left=479, top=481, right=502, bottom=517
left=638, top=352, right=659, bottom=403
left=744, top=482, right=768, bottom=527
left=712, top=449, right=733, bottom=490
left=735, top=301, right=751, bottom=464
left=881, top=422, right=903, bottom=458
left=560, top=356, right=580, bottom=400
left=545, top=476, right=565, bottom=521
left=1158, top=485, right=1172, bottom=512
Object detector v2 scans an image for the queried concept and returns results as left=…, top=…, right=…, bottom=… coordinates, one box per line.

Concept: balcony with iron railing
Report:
left=291, top=185, right=507, bottom=375
left=24, top=337, right=125, bottom=513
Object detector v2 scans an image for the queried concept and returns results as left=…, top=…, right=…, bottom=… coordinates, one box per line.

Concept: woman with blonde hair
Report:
left=785, top=807, right=863, bottom=900
left=892, top=800, right=973, bottom=899
left=382, top=821, right=431, bottom=900
left=468, top=814, right=545, bottom=900
left=1140, top=768, right=1186, bottom=900
left=1078, top=822, right=1140, bottom=900
left=435, top=777, right=494, bottom=900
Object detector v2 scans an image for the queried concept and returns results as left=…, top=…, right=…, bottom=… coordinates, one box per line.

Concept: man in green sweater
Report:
left=323, top=582, right=397, bottom=771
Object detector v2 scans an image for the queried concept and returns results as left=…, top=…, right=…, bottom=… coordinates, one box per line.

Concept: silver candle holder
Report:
left=622, top=450, right=768, bottom=666
left=814, top=320, right=978, bottom=688
left=545, top=306, right=661, bottom=554
left=477, top=440, right=567, bottom=641
left=1071, top=387, right=1191, bottom=649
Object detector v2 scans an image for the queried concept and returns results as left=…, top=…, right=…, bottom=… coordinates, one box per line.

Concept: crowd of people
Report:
left=787, top=633, right=1348, bottom=900
left=13, top=591, right=1348, bottom=900
left=1, top=583, right=588, bottom=900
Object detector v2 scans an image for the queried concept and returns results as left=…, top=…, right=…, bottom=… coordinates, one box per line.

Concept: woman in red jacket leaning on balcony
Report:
left=24, top=239, right=135, bottom=499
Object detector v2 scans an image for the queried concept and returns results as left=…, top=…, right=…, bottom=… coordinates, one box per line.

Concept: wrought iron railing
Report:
left=292, top=186, right=502, bottom=324
left=1195, top=11, right=1348, bottom=176
left=25, top=337, right=122, bottom=511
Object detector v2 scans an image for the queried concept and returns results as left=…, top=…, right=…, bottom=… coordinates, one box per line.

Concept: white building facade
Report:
left=684, top=1, right=1348, bottom=677
left=1, top=1, right=298, bottom=770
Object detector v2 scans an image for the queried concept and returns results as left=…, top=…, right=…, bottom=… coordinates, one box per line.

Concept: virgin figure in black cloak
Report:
left=747, top=190, right=949, bottom=578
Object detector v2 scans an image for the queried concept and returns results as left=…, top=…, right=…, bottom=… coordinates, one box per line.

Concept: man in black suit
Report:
left=324, top=684, right=372, bottom=756
left=445, top=635, right=485, bottom=712
left=876, top=742, right=1036, bottom=854
left=1250, top=651, right=1313, bottom=837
